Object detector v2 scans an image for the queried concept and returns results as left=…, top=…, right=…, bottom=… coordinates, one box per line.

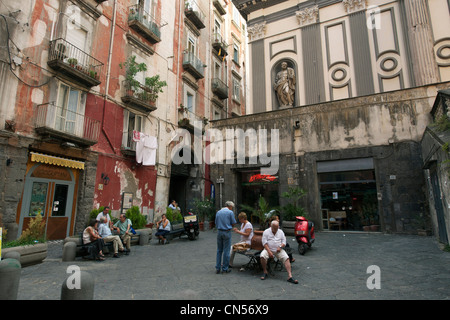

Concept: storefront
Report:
left=17, top=152, right=83, bottom=240
left=240, top=170, right=279, bottom=223
left=317, top=158, right=379, bottom=232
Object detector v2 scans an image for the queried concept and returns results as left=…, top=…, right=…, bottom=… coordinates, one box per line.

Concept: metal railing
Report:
left=48, top=38, right=103, bottom=79
left=128, top=4, right=162, bottom=39
left=211, top=78, right=228, bottom=99
left=184, top=0, right=206, bottom=26
left=178, top=108, right=205, bottom=129
left=122, top=132, right=137, bottom=151
left=35, top=102, right=100, bottom=142
left=182, top=52, right=205, bottom=78
left=212, top=33, right=228, bottom=51
left=122, top=80, right=155, bottom=104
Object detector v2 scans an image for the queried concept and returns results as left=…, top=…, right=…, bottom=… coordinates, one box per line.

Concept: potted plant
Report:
left=240, top=196, right=277, bottom=250
left=1, top=213, right=47, bottom=266
left=67, top=58, right=78, bottom=67
left=281, top=187, right=308, bottom=236
left=144, top=74, right=167, bottom=102
left=192, top=198, right=215, bottom=230
left=120, top=55, right=147, bottom=95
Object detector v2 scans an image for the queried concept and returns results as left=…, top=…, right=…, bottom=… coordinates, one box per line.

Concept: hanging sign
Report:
left=249, top=174, right=278, bottom=183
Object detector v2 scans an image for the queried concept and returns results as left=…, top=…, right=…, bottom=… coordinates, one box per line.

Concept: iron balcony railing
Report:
left=121, top=80, right=157, bottom=113
left=184, top=0, right=206, bottom=29
left=211, top=78, right=229, bottom=99
left=122, top=132, right=137, bottom=151
left=128, top=4, right=162, bottom=43
left=48, top=38, right=103, bottom=86
left=35, top=102, right=100, bottom=143
left=182, top=52, right=205, bottom=79
left=178, top=108, right=205, bottom=132
left=212, top=33, right=228, bottom=56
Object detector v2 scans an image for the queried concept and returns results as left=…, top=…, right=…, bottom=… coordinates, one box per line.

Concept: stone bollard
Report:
left=139, top=230, right=150, bottom=245
left=61, top=270, right=94, bottom=300
left=3, top=251, right=21, bottom=262
left=0, top=258, right=21, bottom=300
left=62, top=242, right=77, bottom=262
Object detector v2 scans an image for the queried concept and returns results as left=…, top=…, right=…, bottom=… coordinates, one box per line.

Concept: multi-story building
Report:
left=0, top=0, right=247, bottom=240
left=209, top=0, right=450, bottom=239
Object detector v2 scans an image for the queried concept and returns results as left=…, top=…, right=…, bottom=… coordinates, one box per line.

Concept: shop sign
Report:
left=249, top=174, right=278, bottom=183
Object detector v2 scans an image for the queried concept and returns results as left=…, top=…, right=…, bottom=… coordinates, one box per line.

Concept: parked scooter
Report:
left=294, top=216, right=315, bottom=255
left=183, top=212, right=199, bottom=240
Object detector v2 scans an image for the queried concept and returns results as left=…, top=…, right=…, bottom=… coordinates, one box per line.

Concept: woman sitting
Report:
left=155, top=214, right=171, bottom=244
left=229, top=212, right=254, bottom=267
left=83, top=219, right=106, bottom=261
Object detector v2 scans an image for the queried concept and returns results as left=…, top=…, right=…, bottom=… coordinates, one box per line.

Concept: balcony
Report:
left=182, top=52, right=205, bottom=79
left=213, top=0, right=227, bottom=15
left=211, top=78, right=229, bottom=100
left=128, top=4, right=162, bottom=44
left=178, top=108, right=206, bottom=133
left=121, top=80, right=157, bottom=114
left=121, top=133, right=137, bottom=156
left=35, top=102, right=100, bottom=147
left=47, top=38, right=103, bottom=88
left=212, top=33, right=228, bottom=57
left=184, top=0, right=206, bottom=29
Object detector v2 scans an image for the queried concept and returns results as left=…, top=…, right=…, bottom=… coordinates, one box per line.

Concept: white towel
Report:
left=136, top=134, right=157, bottom=166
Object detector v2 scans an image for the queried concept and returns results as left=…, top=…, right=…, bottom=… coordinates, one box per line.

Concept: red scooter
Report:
left=294, top=216, right=315, bottom=255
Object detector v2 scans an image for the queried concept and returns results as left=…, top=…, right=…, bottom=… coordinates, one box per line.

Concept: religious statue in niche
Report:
left=274, top=61, right=296, bottom=108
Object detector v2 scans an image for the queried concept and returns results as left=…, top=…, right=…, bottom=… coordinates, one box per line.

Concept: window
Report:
left=232, top=77, right=240, bottom=102
left=186, top=92, right=194, bottom=113
left=122, top=109, right=143, bottom=150
left=187, top=33, right=197, bottom=55
left=233, top=6, right=240, bottom=26
left=233, top=43, right=239, bottom=64
left=55, top=83, right=86, bottom=136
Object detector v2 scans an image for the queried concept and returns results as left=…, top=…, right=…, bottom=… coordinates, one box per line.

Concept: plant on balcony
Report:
left=67, top=58, right=78, bottom=67
left=144, top=74, right=167, bottom=101
left=178, top=104, right=188, bottom=113
left=120, top=55, right=147, bottom=94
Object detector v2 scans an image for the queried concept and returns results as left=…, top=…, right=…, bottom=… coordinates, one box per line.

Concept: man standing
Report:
left=215, top=201, right=236, bottom=274
left=96, top=206, right=113, bottom=228
left=260, top=220, right=298, bottom=284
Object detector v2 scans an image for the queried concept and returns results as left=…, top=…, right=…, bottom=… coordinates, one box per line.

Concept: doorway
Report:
left=319, top=170, right=379, bottom=231
left=19, top=163, right=76, bottom=240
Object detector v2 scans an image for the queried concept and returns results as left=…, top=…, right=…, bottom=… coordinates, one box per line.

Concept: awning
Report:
left=30, top=152, right=85, bottom=170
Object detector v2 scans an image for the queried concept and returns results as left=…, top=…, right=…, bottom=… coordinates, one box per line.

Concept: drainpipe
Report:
left=102, top=0, right=117, bottom=153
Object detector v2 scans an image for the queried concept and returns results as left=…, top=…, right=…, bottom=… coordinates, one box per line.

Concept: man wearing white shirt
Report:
left=260, top=220, right=298, bottom=284
left=98, top=217, right=124, bottom=258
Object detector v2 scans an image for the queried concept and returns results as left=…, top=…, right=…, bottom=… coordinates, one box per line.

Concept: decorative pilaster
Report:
left=248, top=22, right=266, bottom=42
left=296, top=5, right=319, bottom=27
left=342, top=0, right=368, bottom=14
left=401, top=0, right=440, bottom=85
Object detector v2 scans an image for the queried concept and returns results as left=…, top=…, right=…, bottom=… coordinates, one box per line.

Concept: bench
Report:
left=158, top=222, right=185, bottom=243
left=236, top=246, right=293, bottom=275
left=78, top=233, right=114, bottom=258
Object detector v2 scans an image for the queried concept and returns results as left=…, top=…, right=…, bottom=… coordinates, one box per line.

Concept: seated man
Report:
left=260, top=220, right=298, bottom=284
left=112, top=214, right=132, bottom=254
left=98, top=217, right=125, bottom=258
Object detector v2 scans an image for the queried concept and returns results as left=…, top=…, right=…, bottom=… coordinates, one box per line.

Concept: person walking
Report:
left=215, top=201, right=237, bottom=274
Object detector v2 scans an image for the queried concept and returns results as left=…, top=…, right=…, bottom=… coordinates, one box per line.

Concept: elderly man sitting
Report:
left=260, top=220, right=298, bottom=284
left=98, top=216, right=125, bottom=258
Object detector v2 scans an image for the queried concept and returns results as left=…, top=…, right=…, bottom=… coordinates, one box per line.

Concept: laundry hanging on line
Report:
left=133, top=130, right=157, bottom=166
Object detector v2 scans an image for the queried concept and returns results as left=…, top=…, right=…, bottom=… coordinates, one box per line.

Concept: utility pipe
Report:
left=102, top=0, right=117, bottom=153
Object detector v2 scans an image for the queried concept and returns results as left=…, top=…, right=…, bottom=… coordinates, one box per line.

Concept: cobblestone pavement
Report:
left=13, top=229, right=450, bottom=300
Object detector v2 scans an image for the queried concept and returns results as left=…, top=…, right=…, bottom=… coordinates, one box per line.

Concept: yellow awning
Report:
left=30, top=152, right=85, bottom=170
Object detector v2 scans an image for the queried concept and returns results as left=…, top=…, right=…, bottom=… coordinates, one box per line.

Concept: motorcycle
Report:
left=294, top=216, right=315, bottom=255
left=183, top=213, right=199, bottom=240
